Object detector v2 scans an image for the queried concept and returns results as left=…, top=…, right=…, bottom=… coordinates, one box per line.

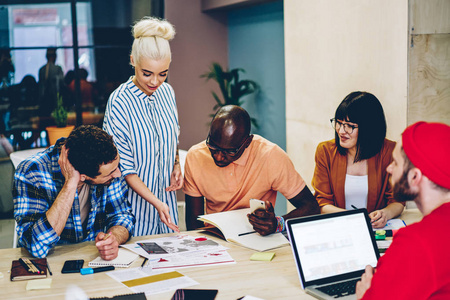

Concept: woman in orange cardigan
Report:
left=312, top=91, right=404, bottom=228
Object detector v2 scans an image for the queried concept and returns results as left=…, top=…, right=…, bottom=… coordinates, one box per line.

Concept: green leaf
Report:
left=201, top=62, right=259, bottom=128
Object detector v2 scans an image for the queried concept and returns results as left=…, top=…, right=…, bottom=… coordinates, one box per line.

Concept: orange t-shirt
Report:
left=183, top=135, right=305, bottom=214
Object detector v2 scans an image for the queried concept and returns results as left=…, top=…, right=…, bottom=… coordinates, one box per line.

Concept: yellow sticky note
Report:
left=250, top=252, right=275, bottom=261
left=26, top=278, right=52, bottom=290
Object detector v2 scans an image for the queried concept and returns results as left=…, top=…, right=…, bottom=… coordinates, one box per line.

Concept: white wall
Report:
left=284, top=0, right=408, bottom=211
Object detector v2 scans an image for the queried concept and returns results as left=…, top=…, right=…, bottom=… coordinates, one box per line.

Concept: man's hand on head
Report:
left=247, top=200, right=277, bottom=236
left=58, top=145, right=81, bottom=187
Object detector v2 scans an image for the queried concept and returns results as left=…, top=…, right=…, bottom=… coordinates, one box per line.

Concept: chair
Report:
left=10, top=148, right=46, bottom=248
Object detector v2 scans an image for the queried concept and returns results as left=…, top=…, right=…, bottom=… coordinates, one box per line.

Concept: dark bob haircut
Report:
left=65, top=125, right=117, bottom=178
left=334, top=91, right=387, bottom=162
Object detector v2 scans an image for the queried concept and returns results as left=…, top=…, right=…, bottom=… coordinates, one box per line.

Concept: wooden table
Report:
left=0, top=209, right=422, bottom=299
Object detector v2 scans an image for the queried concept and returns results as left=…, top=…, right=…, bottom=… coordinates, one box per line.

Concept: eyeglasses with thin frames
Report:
left=330, top=118, right=358, bottom=134
left=206, top=134, right=251, bottom=156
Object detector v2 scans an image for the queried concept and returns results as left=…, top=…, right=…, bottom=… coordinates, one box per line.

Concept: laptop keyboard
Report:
left=317, top=278, right=359, bottom=298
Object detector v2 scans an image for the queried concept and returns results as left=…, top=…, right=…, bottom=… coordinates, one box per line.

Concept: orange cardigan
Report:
left=311, top=139, right=404, bottom=213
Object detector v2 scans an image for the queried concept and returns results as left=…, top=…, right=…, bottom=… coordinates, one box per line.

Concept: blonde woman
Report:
left=103, top=17, right=181, bottom=236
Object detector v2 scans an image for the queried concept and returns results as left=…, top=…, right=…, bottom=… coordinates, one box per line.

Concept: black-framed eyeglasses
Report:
left=330, top=118, right=358, bottom=134
left=206, top=134, right=251, bottom=156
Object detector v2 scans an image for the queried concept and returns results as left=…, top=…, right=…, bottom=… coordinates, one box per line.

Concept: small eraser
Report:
left=250, top=252, right=275, bottom=261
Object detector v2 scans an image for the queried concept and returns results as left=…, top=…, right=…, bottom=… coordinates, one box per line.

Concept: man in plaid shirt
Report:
left=13, top=125, right=135, bottom=259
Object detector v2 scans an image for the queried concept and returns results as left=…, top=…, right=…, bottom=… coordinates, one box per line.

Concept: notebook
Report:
left=10, top=258, right=48, bottom=281
left=286, top=209, right=380, bottom=300
left=89, top=248, right=139, bottom=268
left=198, top=208, right=289, bottom=252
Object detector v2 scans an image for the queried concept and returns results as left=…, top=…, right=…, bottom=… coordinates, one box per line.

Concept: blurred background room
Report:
left=0, top=0, right=448, bottom=248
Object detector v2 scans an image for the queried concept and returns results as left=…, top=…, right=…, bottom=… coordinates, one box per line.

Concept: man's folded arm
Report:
left=13, top=180, right=61, bottom=258
left=185, top=194, right=205, bottom=230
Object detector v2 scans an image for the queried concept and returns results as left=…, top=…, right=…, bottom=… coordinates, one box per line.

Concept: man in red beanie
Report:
left=356, top=121, right=450, bottom=299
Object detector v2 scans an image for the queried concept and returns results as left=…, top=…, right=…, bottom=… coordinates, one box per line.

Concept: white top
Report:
left=344, top=174, right=368, bottom=210
left=103, top=78, right=180, bottom=236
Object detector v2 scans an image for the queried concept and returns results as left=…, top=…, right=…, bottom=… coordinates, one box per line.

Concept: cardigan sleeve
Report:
left=312, top=142, right=336, bottom=207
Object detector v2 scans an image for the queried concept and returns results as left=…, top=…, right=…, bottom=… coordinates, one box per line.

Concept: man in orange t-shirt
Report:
left=183, top=105, right=319, bottom=235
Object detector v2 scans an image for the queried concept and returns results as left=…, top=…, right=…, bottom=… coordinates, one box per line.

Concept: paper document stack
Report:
left=121, top=234, right=235, bottom=270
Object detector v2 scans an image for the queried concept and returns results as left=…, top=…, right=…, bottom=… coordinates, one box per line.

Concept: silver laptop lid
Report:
left=286, top=209, right=380, bottom=289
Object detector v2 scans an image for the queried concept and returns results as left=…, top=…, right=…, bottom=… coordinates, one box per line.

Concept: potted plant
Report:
left=45, top=94, right=74, bottom=146
left=201, top=62, right=259, bottom=127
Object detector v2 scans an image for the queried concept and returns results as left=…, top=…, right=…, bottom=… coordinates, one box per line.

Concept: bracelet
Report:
left=275, top=216, right=285, bottom=233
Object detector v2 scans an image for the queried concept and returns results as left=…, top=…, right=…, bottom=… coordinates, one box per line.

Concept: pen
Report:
left=238, top=231, right=257, bottom=236
left=351, top=205, right=358, bottom=210
left=102, top=232, right=112, bottom=241
left=80, top=266, right=115, bottom=275
left=141, top=258, right=148, bottom=268
left=46, top=260, right=53, bottom=276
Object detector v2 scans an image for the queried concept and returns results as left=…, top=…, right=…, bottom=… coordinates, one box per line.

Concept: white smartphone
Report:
left=250, top=199, right=266, bottom=213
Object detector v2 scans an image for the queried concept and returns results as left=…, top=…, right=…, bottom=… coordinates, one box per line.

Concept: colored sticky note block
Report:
left=26, top=278, right=52, bottom=290
left=250, top=252, right=275, bottom=261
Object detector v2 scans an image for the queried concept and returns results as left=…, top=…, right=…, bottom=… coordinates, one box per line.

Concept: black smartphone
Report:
left=171, top=289, right=218, bottom=300
left=61, top=259, right=84, bottom=273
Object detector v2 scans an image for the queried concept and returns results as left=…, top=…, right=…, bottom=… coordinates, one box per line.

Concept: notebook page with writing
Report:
left=89, top=248, right=139, bottom=268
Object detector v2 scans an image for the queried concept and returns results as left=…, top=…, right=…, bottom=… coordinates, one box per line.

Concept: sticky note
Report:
left=26, top=278, right=52, bottom=290
left=250, top=252, right=275, bottom=261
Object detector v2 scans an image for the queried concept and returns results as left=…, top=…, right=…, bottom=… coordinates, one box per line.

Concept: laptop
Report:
left=286, top=209, right=380, bottom=300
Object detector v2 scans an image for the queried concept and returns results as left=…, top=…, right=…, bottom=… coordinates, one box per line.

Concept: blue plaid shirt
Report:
left=13, top=139, right=135, bottom=258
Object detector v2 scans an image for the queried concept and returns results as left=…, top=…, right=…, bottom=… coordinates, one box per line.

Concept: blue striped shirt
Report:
left=103, top=78, right=179, bottom=236
left=13, top=140, right=135, bottom=258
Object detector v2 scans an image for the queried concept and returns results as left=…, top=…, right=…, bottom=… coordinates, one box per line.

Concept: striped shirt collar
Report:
left=126, top=76, right=164, bottom=102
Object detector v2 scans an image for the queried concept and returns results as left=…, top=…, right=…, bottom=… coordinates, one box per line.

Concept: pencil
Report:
left=28, top=259, right=44, bottom=274
left=238, top=231, right=257, bottom=236
left=18, top=258, right=33, bottom=273
left=102, top=232, right=112, bottom=241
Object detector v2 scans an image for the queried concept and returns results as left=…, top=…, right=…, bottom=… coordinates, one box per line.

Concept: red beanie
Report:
left=402, top=121, right=450, bottom=190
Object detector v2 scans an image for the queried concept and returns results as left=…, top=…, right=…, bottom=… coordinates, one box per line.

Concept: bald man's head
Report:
left=207, top=105, right=253, bottom=167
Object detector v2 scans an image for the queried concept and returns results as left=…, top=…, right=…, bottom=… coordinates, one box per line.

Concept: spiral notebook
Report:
left=89, top=248, right=139, bottom=268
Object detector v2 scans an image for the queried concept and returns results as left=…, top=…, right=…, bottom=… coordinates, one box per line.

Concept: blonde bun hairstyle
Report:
left=131, top=16, right=175, bottom=66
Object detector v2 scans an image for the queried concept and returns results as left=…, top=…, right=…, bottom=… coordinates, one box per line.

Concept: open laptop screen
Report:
left=287, top=209, right=379, bottom=285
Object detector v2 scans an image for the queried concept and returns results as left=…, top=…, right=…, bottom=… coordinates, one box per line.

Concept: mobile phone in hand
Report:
left=250, top=198, right=266, bottom=213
